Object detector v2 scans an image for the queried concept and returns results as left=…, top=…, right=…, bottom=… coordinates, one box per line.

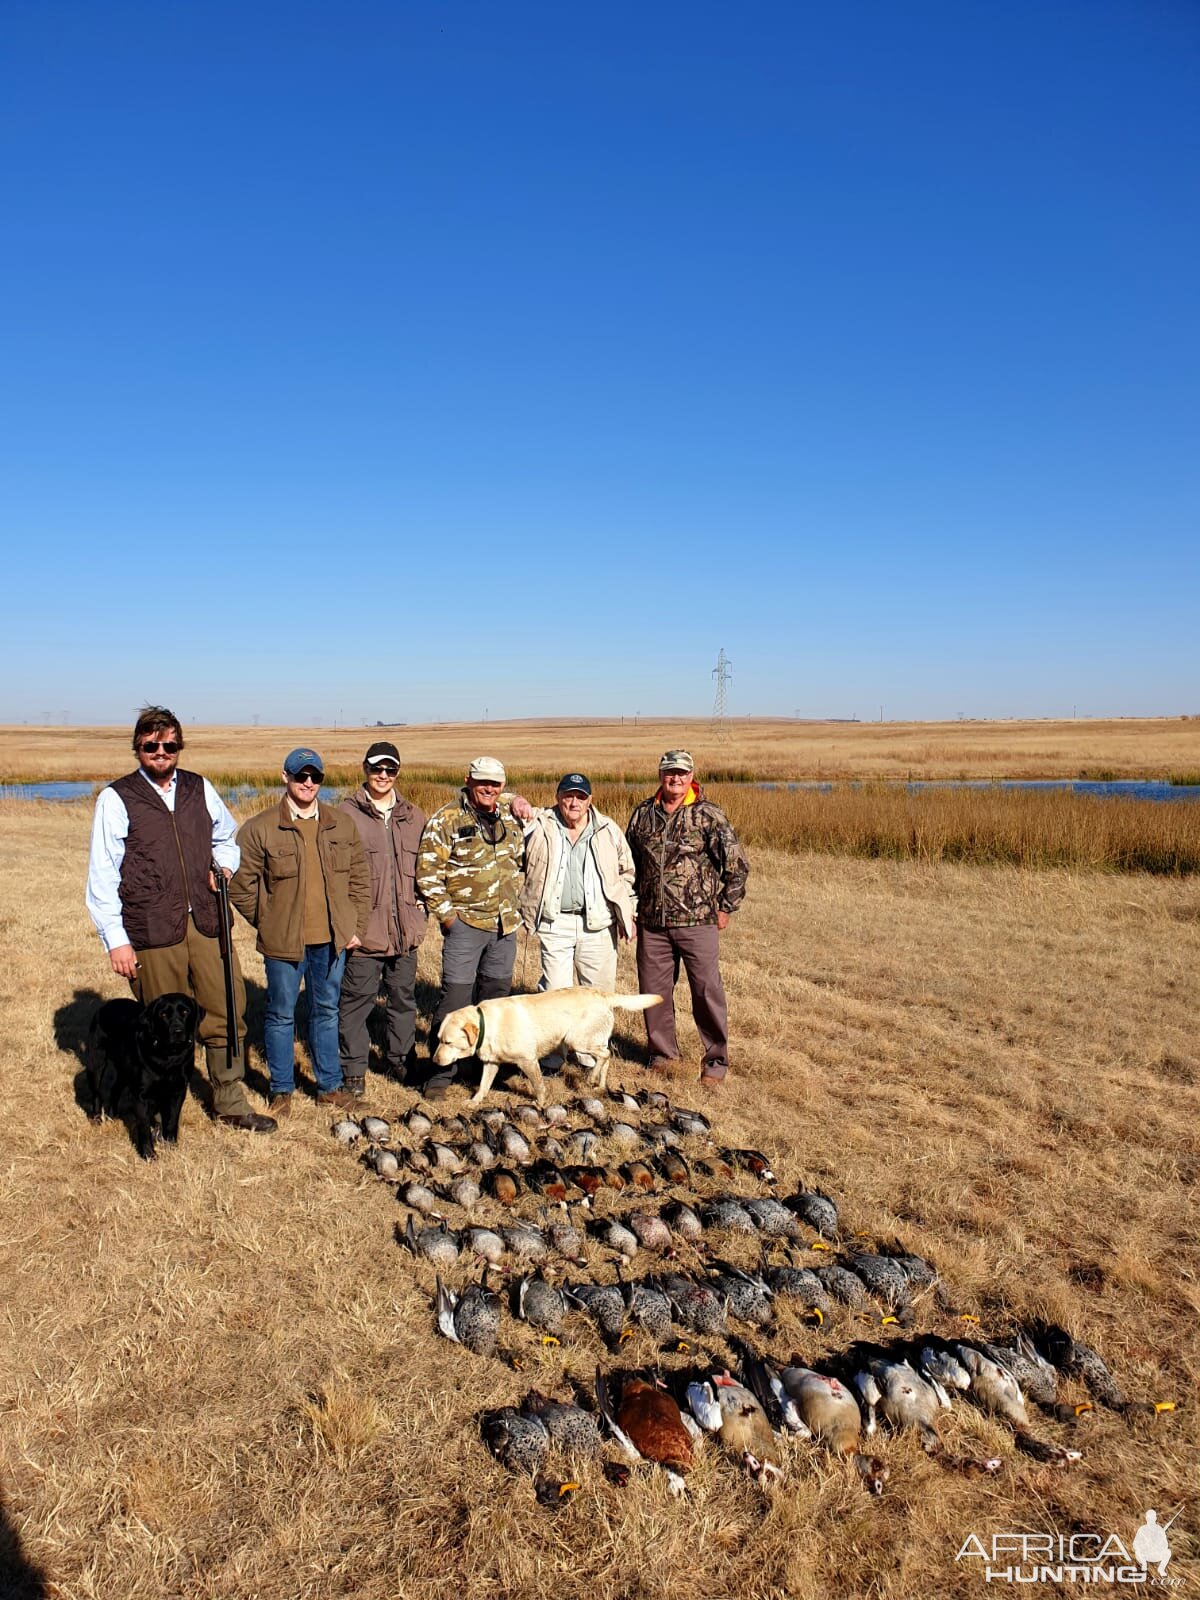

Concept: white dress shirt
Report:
left=85, top=769, right=241, bottom=952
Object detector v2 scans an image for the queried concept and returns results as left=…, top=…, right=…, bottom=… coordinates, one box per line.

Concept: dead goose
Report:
left=710, top=1371, right=783, bottom=1483
left=954, top=1345, right=1082, bottom=1464
left=851, top=1351, right=1000, bottom=1477
left=745, top=1355, right=886, bottom=1495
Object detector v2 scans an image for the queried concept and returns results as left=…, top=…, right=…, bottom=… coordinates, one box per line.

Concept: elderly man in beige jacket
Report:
left=520, top=773, right=636, bottom=995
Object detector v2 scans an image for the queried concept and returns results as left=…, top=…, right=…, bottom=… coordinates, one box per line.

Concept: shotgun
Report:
left=212, top=860, right=241, bottom=1061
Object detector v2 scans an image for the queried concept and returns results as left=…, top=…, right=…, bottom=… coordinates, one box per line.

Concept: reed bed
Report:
left=214, top=776, right=1200, bottom=876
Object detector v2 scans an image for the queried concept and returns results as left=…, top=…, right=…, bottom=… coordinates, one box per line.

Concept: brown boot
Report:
left=317, top=1088, right=357, bottom=1110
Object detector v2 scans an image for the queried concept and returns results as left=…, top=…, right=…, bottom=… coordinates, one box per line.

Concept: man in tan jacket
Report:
left=230, top=748, right=370, bottom=1112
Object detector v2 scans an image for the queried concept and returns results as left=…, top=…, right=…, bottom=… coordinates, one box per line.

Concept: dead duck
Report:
left=763, top=1258, right=834, bottom=1321
left=332, top=1118, right=363, bottom=1146
left=424, top=1139, right=464, bottom=1175
left=814, top=1263, right=873, bottom=1311
left=841, top=1252, right=913, bottom=1324
left=981, top=1333, right=1064, bottom=1412
left=435, top=1268, right=501, bottom=1357
left=520, top=1389, right=601, bottom=1456
left=643, top=1124, right=681, bottom=1150
left=638, top=1086, right=671, bottom=1112
left=877, top=1239, right=939, bottom=1288
left=700, top=1197, right=758, bottom=1236
left=467, top=1138, right=498, bottom=1170
left=402, top=1214, right=460, bottom=1268
left=565, top=1281, right=627, bottom=1349
left=568, top=1129, right=599, bottom=1161
left=481, top=1406, right=549, bottom=1477
left=501, top=1220, right=549, bottom=1262
left=578, top=1096, right=608, bottom=1124
left=657, top=1271, right=728, bottom=1339
left=446, top=1174, right=481, bottom=1210
left=593, top=1216, right=639, bottom=1260
left=722, top=1147, right=776, bottom=1184
left=609, top=1121, right=641, bottom=1148
left=488, top=1167, right=523, bottom=1206
left=628, top=1212, right=673, bottom=1253
left=655, top=1148, right=690, bottom=1186
left=461, top=1224, right=506, bottom=1266
left=745, top=1354, right=887, bottom=1495
left=745, top=1197, right=804, bottom=1241
left=784, top=1188, right=839, bottom=1240
left=563, top=1164, right=607, bottom=1198
left=527, top=1159, right=570, bottom=1201
left=609, top=1087, right=640, bottom=1113
left=620, top=1159, right=657, bottom=1192
left=490, top=1122, right=532, bottom=1162
left=403, top=1107, right=434, bottom=1139
left=399, top=1179, right=439, bottom=1216
left=542, top=1203, right=586, bottom=1261
left=595, top=1368, right=693, bottom=1497
left=670, top=1106, right=710, bottom=1138
left=516, top=1270, right=567, bottom=1339
left=661, top=1199, right=704, bottom=1242
left=367, top=1147, right=400, bottom=1180
left=361, top=1115, right=390, bottom=1143
left=707, top=1263, right=774, bottom=1331
left=621, top=1274, right=674, bottom=1341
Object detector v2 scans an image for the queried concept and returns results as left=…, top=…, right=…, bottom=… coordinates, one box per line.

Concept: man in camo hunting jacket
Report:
left=416, top=756, right=530, bottom=1098
left=626, top=749, right=749, bottom=1085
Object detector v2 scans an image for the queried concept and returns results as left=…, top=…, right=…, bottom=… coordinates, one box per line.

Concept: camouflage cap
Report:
left=658, top=749, right=695, bottom=774
left=468, top=756, right=506, bottom=784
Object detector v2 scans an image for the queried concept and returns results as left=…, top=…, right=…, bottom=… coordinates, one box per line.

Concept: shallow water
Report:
left=753, top=779, right=1200, bottom=803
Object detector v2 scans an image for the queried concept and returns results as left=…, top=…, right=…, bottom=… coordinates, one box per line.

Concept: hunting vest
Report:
left=111, top=769, right=219, bottom=948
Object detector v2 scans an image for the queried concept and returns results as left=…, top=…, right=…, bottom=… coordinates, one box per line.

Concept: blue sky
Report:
left=2, top=0, right=1196, bottom=723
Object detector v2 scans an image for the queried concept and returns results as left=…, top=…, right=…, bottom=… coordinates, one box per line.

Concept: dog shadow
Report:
left=0, top=1490, right=48, bottom=1600
left=54, top=988, right=105, bottom=1116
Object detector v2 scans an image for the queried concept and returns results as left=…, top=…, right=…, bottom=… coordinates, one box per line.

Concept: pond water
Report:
left=753, top=779, right=1200, bottom=802
left=5, top=778, right=1200, bottom=805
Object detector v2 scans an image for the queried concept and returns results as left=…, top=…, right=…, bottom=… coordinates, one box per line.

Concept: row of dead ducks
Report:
left=480, top=1315, right=1169, bottom=1506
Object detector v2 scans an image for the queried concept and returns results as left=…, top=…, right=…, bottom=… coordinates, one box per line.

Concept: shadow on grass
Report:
left=0, top=1488, right=49, bottom=1599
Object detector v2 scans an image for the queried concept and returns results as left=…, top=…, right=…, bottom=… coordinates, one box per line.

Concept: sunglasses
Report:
left=139, top=741, right=180, bottom=754
left=368, top=762, right=399, bottom=776
left=291, top=770, right=324, bottom=784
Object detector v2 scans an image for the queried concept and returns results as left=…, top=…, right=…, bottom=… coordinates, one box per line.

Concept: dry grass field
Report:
left=1, top=798, right=1196, bottom=1599
left=3, top=715, right=1200, bottom=783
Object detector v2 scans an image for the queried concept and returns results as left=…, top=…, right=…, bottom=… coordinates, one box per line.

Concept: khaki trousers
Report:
left=134, top=915, right=250, bottom=1116
left=536, top=914, right=619, bottom=992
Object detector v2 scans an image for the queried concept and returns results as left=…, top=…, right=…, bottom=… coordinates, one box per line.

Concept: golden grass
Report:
left=1, top=802, right=1197, bottom=1598
left=3, top=714, right=1200, bottom=782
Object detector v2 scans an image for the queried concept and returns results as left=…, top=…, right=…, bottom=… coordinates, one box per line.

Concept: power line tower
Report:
left=711, top=647, right=732, bottom=737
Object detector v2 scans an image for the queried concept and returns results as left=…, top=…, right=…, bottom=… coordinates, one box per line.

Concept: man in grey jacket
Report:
left=337, top=742, right=428, bottom=1088
left=520, top=773, right=636, bottom=994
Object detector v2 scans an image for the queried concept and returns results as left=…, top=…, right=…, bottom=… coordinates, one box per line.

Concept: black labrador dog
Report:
left=85, top=993, right=199, bottom=1159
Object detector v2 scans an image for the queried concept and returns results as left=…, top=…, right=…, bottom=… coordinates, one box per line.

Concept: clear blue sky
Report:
left=2, top=0, right=1196, bottom=724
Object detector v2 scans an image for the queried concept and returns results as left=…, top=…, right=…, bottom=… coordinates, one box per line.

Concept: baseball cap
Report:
left=468, top=756, right=506, bottom=784
left=556, top=772, right=592, bottom=796
left=364, top=741, right=401, bottom=766
left=284, top=747, right=325, bottom=778
left=659, top=749, right=695, bottom=774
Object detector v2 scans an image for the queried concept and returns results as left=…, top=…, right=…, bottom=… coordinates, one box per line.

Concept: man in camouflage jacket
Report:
left=626, top=749, right=749, bottom=1084
left=416, top=755, right=529, bottom=1097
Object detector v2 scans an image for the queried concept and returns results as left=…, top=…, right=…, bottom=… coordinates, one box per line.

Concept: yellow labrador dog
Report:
left=433, top=989, right=662, bottom=1105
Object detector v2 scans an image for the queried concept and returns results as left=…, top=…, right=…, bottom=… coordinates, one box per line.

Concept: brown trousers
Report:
left=133, top=915, right=250, bottom=1115
left=635, top=923, right=729, bottom=1073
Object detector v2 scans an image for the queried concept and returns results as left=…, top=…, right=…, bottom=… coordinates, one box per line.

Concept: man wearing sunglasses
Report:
left=337, top=741, right=428, bottom=1087
left=416, top=756, right=531, bottom=1099
left=85, top=704, right=275, bottom=1133
left=230, top=748, right=371, bottom=1112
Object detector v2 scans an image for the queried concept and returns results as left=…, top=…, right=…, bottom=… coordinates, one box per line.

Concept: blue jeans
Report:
left=264, top=944, right=347, bottom=1095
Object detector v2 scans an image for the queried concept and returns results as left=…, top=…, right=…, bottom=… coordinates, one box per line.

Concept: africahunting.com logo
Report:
left=957, top=1506, right=1184, bottom=1586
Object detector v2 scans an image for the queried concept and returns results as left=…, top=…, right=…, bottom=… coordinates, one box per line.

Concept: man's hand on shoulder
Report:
left=109, top=944, right=139, bottom=979
left=510, top=794, right=534, bottom=823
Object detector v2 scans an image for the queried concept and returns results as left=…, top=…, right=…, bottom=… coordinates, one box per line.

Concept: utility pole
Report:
left=712, top=648, right=732, bottom=738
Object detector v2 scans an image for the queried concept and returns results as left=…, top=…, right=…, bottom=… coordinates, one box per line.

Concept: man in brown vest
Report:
left=84, top=705, right=276, bottom=1133
left=230, top=748, right=371, bottom=1112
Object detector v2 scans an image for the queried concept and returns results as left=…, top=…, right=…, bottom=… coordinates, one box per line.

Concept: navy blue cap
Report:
left=556, top=772, right=592, bottom=796
left=283, top=747, right=324, bottom=777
